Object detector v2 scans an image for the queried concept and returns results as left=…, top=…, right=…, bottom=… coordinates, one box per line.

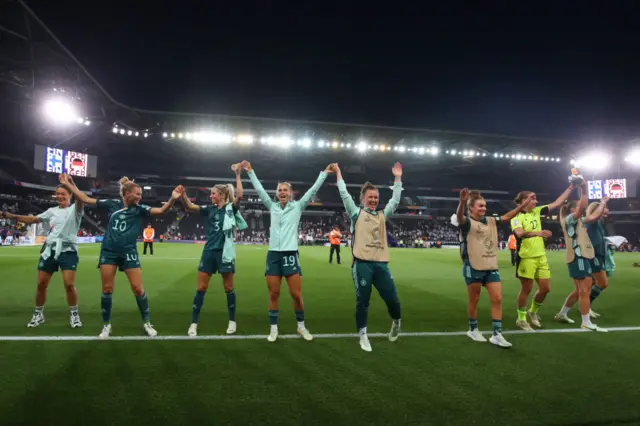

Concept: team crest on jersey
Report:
left=119, top=215, right=125, bottom=220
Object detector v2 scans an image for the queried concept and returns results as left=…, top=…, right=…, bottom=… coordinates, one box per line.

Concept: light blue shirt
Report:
left=37, top=203, right=83, bottom=259
left=248, top=170, right=328, bottom=251
left=337, top=179, right=403, bottom=232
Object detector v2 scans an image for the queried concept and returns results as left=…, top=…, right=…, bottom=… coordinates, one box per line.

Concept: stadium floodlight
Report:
left=499, top=153, right=504, bottom=158
left=170, top=133, right=176, bottom=138
left=624, top=149, right=640, bottom=166
left=237, top=134, right=254, bottom=144
left=162, top=132, right=168, bottom=138
left=417, top=147, right=425, bottom=155
left=112, top=127, right=118, bottom=134
left=144, top=132, right=149, bottom=138
left=43, top=99, right=78, bottom=125
left=346, top=143, right=352, bottom=148
left=533, top=156, right=539, bottom=161
left=515, top=154, right=522, bottom=160
left=374, top=144, right=380, bottom=151
left=332, top=141, right=339, bottom=149
left=340, top=143, right=345, bottom=148
left=185, top=132, right=192, bottom=140
left=451, top=149, right=457, bottom=155
left=398, top=146, right=406, bottom=153
left=127, top=130, right=133, bottom=136
left=143, top=186, right=151, bottom=190
left=119, top=129, right=125, bottom=135
left=556, top=157, right=561, bottom=162
left=178, top=133, right=184, bottom=139
left=356, top=142, right=367, bottom=152
left=135, top=131, right=139, bottom=137
left=463, top=150, right=469, bottom=156
left=84, top=120, right=91, bottom=126
left=574, top=151, right=609, bottom=171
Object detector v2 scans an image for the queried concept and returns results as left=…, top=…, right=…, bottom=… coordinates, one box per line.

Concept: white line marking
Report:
left=1, top=326, right=639, bottom=341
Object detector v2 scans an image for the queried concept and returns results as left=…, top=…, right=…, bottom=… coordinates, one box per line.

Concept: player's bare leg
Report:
left=61, top=270, right=81, bottom=328
left=125, top=268, right=156, bottom=337
left=286, top=273, right=312, bottom=341
left=27, top=271, right=52, bottom=327
left=516, top=278, right=535, bottom=331
left=267, top=276, right=282, bottom=342
left=222, top=272, right=236, bottom=334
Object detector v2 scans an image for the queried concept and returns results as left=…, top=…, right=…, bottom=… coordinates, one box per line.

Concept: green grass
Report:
left=1, top=244, right=639, bottom=425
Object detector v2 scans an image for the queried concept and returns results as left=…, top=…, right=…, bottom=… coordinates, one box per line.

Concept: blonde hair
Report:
left=515, top=191, right=534, bottom=205
left=467, top=190, right=485, bottom=208
left=212, top=183, right=235, bottom=205
left=119, top=176, right=139, bottom=198
left=360, top=182, right=378, bottom=203
left=586, top=201, right=601, bottom=216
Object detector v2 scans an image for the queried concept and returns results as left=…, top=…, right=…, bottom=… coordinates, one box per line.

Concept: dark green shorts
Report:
left=265, top=251, right=302, bottom=277
left=352, top=260, right=395, bottom=289
left=37, top=251, right=79, bottom=273
left=567, top=256, right=593, bottom=280
left=198, top=249, right=235, bottom=274
left=463, top=261, right=501, bottom=286
left=98, top=249, right=141, bottom=271
left=591, top=256, right=605, bottom=274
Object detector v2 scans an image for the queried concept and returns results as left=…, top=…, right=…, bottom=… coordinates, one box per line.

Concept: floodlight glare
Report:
left=575, top=152, right=610, bottom=171
left=43, top=99, right=77, bottom=124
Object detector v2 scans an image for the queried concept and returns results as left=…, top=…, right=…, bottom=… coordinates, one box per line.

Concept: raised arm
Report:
left=456, top=188, right=469, bottom=226
left=571, top=181, right=588, bottom=220
left=59, top=174, right=97, bottom=206
left=180, top=191, right=200, bottom=213
left=584, top=196, right=609, bottom=224
left=234, top=165, right=243, bottom=208
left=334, top=164, right=360, bottom=218
left=547, top=184, right=576, bottom=212
left=298, top=168, right=330, bottom=208
left=1, top=211, right=40, bottom=224
left=383, top=162, right=403, bottom=218
left=150, top=186, right=183, bottom=216
left=242, top=162, right=274, bottom=209
left=500, top=193, right=535, bottom=223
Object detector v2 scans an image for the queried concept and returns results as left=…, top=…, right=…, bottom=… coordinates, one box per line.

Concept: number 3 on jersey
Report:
left=112, top=219, right=127, bottom=232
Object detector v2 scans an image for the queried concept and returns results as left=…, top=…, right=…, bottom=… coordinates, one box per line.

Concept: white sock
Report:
left=559, top=305, right=570, bottom=316
left=35, top=306, right=44, bottom=314
left=359, top=327, right=367, bottom=336
left=581, top=314, right=592, bottom=325
left=393, top=319, right=401, bottom=327
left=270, top=324, right=278, bottom=333
left=297, top=321, right=305, bottom=330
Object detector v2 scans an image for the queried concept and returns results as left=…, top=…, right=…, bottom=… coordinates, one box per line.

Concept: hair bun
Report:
left=119, top=176, right=131, bottom=185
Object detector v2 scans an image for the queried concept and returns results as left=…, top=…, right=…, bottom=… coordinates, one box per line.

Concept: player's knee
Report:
left=269, top=291, right=280, bottom=303
left=36, top=280, right=49, bottom=290
left=132, top=286, right=145, bottom=297
left=291, top=292, right=303, bottom=304
left=102, top=283, right=114, bottom=293
left=223, top=282, right=234, bottom=292
left=63, top=282, right=75, bottom=292
left=491, top=293, right=502, bottom=305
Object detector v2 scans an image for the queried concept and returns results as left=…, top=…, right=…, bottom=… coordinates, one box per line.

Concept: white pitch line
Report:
left=1, top=326, right=639, bottom=341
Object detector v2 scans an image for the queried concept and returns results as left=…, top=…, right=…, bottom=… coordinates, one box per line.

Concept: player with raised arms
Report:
left=455, top=189, right=533, bottom=348
left=332, top=162, right=403, bottom=352
left=59, top=174, right=183, bottom=338
left=1, top=180, right=84, bottom=328
left=181, top=164, right=247, bottom=336
left=511, top=183, right=575, bottom=331
left=555, top=192, right=609, bottom=329
left=241, top=160, right=331, bottom=342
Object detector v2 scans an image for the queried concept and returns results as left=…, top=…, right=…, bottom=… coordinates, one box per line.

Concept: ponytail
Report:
left=119, top=176, right=139, bottom=198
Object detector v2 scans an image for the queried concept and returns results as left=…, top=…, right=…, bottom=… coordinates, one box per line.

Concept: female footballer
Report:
left=241, top=160, right=331, bottom=342
left=511, top=184, right=575, bottom=331
left=60, top=174, right=183, bottom=338
left=555, top=195, right=610, bottom=326
left=181, top=165, right=247, bottom=336
left=555, top=182, right=607, bottom=331
left=333, top=162, right=403, bottom=352
left=456, top=189, right=533, bottom=348
left=1, top=180, right=84, bottom=328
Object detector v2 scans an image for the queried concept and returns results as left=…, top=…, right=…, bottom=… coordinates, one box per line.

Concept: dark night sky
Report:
left=26, top=1, right=640, bottom=141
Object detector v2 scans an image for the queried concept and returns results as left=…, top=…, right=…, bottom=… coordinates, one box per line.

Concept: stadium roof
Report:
left=1, top=0, right=637, bottom=185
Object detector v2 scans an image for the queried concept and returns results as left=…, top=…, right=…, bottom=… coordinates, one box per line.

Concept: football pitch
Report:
left=1, top=244, right=639, bottom=425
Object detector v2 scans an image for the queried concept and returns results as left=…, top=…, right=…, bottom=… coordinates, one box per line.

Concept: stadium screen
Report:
left=33, top=145, right=98, bottom=178
left=587, top=179, right=627, bottom=199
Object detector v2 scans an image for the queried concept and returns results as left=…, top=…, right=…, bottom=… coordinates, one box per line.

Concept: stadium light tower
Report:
left=575, top=151, right=611, bottom=171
